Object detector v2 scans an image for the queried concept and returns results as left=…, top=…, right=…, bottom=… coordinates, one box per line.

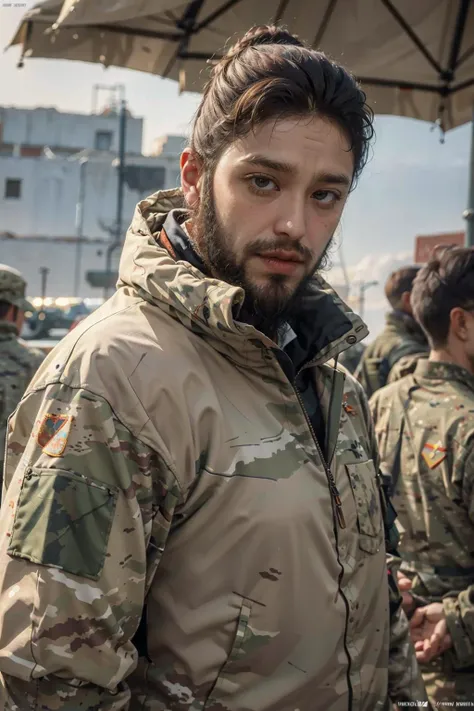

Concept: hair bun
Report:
left=226, top=25, right=304, bottom=57
left=210, top=25, right=304, bottom=80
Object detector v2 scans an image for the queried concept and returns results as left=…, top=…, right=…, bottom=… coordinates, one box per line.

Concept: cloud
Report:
left=326, top=249, right=419, bottom=339
left=327, top=249, right=412, bottom=288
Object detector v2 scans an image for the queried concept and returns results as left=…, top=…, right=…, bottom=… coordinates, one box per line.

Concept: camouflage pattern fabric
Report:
left=387, top=351, right=429, bottom=386
left=370, top=359, right=474, bottom=706
left=0, top=321, right=44, bottom=476
left=0, top=189, right=426, bottom=710
left=356, top=311, right=429, bottom=398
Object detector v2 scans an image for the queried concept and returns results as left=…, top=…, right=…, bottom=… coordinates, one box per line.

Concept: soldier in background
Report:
left=356, top=266, right=429, bottom=397
left=370, top=246, right=474, bottom=707
left=0, top=265, right=44, bottom=476
left=338, top=341, right=366, bottom=374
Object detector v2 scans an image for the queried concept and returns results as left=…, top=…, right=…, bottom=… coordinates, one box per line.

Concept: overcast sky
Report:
left=0, top=2, right=471, bottom=338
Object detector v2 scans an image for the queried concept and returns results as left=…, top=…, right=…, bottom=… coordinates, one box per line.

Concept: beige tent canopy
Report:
left=9, top=0, right=474, bottom=129
left=7, top=0, right=474, bottom=245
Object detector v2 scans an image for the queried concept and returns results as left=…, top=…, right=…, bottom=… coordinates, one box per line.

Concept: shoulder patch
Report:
left=36, top=414, right=74, bottom=457
left=421, top=440, right=447, bottom=469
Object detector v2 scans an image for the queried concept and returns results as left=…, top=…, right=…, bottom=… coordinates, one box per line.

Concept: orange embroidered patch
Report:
left=36, top=414, right=74, bottom=457
left=342, top=395, right=357, bottom=417
left=421, top=440, right=447, bottom=469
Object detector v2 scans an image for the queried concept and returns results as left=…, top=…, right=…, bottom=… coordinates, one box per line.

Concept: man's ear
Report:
left=180, top=148, right=203, bottom=210
left=401, top=291, right=413, bottom=315
left=450, top=307, right=470, bottom=342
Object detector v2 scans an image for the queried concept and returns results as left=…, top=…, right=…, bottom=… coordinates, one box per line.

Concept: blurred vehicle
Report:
left=22, top=297, right=103, bottom=340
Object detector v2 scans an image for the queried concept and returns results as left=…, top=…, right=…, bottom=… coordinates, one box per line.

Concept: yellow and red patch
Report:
left=421, top=440, right=447, bottom=469
left=36, top=414, right=74, bottom=457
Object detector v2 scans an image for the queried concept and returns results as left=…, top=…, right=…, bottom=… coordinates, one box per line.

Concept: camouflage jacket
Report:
left=356, top=311, right=429, bottom=398
left=0, top=189, right=426, bottom=711
left=370, top=359, right=474, bottom=670
left=0, top=322, right=43, bottom=475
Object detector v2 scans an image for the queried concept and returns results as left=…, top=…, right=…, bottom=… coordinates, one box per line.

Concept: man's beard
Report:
left=191, top=175, right=334, bottom=340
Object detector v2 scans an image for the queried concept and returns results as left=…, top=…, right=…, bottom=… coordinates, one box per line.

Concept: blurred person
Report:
left=0, top=265, right=43, bottom=478
left=338, top=341, right=366, bottom=373
left=370, top=246, right=474, bottom=707
left=0, top=26, right=426, bottom=711
left=356, top=266, right=429, bottom=397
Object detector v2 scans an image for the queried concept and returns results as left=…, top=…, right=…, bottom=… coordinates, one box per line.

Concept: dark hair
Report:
left=190, top=25, right=374, bottom=186
left=411, top=246, right=474, bottom=347
left=384, top=266, right=421, bottom=310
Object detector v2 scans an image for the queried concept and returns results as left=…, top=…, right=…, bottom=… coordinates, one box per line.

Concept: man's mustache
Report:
left=245, top=238, right=313, bottom=263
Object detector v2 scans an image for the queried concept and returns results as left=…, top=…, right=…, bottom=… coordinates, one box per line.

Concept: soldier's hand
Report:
left=396, top=570, right=415, bottom=615
left=409, top=602, right=452, bottom=663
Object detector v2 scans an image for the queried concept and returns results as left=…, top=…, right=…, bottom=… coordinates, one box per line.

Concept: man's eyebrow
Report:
left=317, top=171, right=352, bottom=187
left=241, top=154, right=296, bottom=174
left=240, top=154, right=351, bottom=187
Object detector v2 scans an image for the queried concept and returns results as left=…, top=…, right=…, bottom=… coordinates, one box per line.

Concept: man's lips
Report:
left=256, top=250, right=304, bottom=263
left=255, top=250, right=305, bottom=276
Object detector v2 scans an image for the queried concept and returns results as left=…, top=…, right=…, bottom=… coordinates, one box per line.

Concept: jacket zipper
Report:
left=292, top=383, right=345, bottom=529
left=292, top=381, right=353, bottom=711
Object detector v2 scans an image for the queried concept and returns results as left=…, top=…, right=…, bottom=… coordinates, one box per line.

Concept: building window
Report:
left=5, top=179, right=22, bottom=199
left=95, top=130, right=113, bottom=151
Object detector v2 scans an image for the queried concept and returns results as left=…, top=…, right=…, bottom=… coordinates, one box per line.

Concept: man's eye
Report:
left=314, top=190, right=340, bottom=204
left=250, top=176, right=277, bottom=191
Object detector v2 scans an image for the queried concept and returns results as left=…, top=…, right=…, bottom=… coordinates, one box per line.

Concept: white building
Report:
left=0, top=105, right=185, bottom=295
left=0, top=105, right=144, bottom=155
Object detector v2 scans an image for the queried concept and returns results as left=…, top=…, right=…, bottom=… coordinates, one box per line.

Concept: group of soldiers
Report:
left=359, top=254, right=474, bottom=706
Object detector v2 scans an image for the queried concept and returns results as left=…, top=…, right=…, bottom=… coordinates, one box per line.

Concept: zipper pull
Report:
left=334, top=493, right=346, bottom=529
left=328, top=477, right=346, bottom=529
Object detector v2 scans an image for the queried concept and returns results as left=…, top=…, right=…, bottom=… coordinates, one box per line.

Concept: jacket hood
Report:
left=117, top=189, right=368, bottom=368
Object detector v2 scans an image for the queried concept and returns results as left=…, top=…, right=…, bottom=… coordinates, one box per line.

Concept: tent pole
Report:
left=104, top=100, right=127, bottom=298
left=465, top=103, right=474, bottom=247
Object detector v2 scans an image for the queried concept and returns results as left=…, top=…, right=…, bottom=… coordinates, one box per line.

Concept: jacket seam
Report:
left=23, top=302, right=142, bottom=402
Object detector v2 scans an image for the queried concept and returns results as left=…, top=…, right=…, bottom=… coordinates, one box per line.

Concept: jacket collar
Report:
left=386, top=310, right=427, bottom=344
left=118, top=189, right=368, bottom=370
left=415, top=359, right=474, bottom=394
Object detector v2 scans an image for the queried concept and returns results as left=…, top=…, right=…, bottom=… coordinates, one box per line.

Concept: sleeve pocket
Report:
left=7, top=467, right=118, bottom=581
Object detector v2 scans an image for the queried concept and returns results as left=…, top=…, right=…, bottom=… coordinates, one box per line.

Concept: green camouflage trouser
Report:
left=422, top=658, right=474, bottom=708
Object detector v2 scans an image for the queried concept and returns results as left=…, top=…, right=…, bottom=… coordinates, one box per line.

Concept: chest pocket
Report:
left=346, top=459, right=384, bottom=555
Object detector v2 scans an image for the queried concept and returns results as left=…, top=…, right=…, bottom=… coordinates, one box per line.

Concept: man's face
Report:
left=184, top=115, right=354, bottom=335
left=2, top=303, right=24, bottom=333
left=15, top=308, right=25, bottom=333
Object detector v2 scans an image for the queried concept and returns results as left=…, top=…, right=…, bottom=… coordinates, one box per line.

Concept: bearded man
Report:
left=0, top=24, right=426, bottom=711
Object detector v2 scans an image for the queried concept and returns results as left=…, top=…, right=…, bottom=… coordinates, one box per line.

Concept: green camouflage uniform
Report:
left=0, top=190, right=426, bottom=711
left=0, top=266, right=44, bottom=477
left=370, top=359, right=474, bottom=708
left=356, top=311, right=429, bottom=398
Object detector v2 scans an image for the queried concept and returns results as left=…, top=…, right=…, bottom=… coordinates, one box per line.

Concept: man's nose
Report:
left=274, top=198, right=306, bottom=241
